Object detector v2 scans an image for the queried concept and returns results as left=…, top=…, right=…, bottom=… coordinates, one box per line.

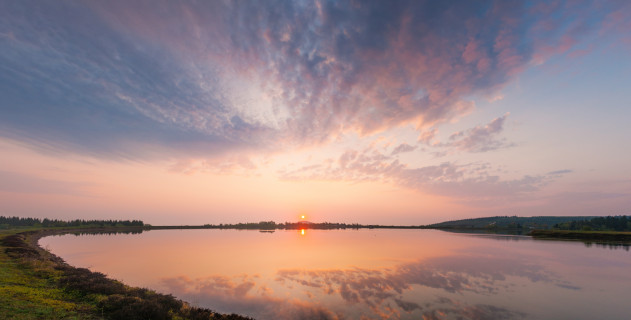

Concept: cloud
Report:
left=279, top=144, right=571, bottom=202
left=396, top=163, right=547, bottom=200
left=393, top=299, right=421, bottom=312
left=390, top=143, right=417, bottom=156
left=547, top=169, right=573, bottom=176
left=168, top=155, right=258, bottom=176
left=418, top=128, right=438, bottom=144
left=528, top=0, right=631, bottom=65
left=0, top=1, right=623, bottom=159
left=279, top=147, right=406, bottom=183
left=430, top=113, right=513, bottom=154
left=0, top=1, right=271, bottom=160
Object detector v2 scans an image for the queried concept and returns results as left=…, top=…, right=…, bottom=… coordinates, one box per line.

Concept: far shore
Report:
left=35, top=222, right=631, bottom=243
left=529, top=229, right=631, bottom=241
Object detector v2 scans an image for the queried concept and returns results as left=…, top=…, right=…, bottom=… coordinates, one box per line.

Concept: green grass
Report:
left=0, top=229, right=96, bottom=319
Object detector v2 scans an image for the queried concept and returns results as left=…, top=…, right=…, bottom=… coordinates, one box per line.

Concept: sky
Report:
left=1, top=0, right=630, bottom=225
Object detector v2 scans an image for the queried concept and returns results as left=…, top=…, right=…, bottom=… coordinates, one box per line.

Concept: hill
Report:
left=427, top=216, right=597, bottom=230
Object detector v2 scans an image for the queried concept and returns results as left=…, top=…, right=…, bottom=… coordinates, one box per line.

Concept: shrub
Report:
left=98, top=294, right=171, bottom=320
left=59, top=268, right=126, bottom=295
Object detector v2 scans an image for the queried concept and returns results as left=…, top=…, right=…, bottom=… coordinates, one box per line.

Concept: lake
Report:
left=40, top=229, right=631, bottom=319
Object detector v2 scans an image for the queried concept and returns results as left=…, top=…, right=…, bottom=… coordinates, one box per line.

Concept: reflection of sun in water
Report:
left=301, top=229, right=305, bottom=236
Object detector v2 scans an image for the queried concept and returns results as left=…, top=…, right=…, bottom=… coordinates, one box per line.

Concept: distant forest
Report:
left=2, top=215, right=629, bottom=232
left=553, top=216, right=630, bottom=232
left=427, top=216, right=598, bottom=230
left=202, top=221, right=368, bottom=230
left=0, top=216, right=144, bottom=229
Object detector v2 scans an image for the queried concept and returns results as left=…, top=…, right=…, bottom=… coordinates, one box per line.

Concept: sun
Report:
left=301, top=215, right=305, bottom=219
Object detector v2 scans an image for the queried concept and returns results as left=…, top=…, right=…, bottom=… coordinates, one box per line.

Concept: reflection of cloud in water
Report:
left=161, top=275, right=341, bottom=319
left=160, top=253, right=577, bottom=320
left=420, top=301, right=525, bottom=320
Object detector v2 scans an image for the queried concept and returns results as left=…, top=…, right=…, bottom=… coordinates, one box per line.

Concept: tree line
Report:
left=553, top=216, right=630, bottom=231
left=0, top=216, right=144, bottom=228
left=427, top=215, right=597, bottom=229
left=203, top=221, right=366, bottom=230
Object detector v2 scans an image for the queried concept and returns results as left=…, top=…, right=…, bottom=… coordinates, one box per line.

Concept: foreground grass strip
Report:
left=0, top=228, right=253, bottom=320
left=0, top=229, right=94, bottom=319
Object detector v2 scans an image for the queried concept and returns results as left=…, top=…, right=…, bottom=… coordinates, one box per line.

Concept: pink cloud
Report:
left=441, top=113, right=513, bottom=153
left=2, top=1, right=626, bottom=161
left=277, top=138, right=569, bottom=205
left=160, top=251, right=565, bottom=319
left=80, top=1, right=577, bottom=148
left=390, top=143, right=417, bottom=156
left=168, top=155, right=258, bottom=176
left=161, top=275, right=342, bottom=320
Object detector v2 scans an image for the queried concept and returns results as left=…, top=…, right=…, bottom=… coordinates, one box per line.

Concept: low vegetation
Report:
left=529, top=229, right=631, bottom=241
left=0, top=216, right=144, bottom=229
left=528, top=216, right=631, bottom=244
left=0, top=226, right=252, bottom=319
left=426, top=216, right=598, bottom=230
left=552, top=216, right=631, bottom=232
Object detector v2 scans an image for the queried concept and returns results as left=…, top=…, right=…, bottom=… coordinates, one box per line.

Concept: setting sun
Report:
left=301, top=215, right=305, bottom=219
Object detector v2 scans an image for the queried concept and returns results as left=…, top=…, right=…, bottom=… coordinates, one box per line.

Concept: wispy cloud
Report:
left=1, top=1, right=625, bottom=159
left=278, top=144, right=570, bottom=202
left=390, top=143, right=417, bottom=156
left=547, top=169, right=573, bottom=176
left=436, top=113, right=513, bottom=154
left=168, top=155, right=258, bottom=176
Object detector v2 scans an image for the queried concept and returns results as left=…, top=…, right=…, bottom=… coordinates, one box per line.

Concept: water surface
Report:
left=40, top=229, right=631, bottom=319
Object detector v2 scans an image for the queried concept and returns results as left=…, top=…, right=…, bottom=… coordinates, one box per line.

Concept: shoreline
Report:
left=0, top=227, right=253, bottom=319
left=4, top=226, right=630, bottom=318
left=529, top=229, right=631, bottom=242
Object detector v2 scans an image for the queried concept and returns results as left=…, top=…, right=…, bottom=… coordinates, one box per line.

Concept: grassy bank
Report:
left=0, top=227, right=252, bottom=320
left=529, top=229, right=631, bottom=242
left=0, top=228, right=92, bottom=319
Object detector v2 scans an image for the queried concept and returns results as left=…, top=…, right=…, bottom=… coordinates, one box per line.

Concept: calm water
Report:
left=40, top=229, right=631, bottom=320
